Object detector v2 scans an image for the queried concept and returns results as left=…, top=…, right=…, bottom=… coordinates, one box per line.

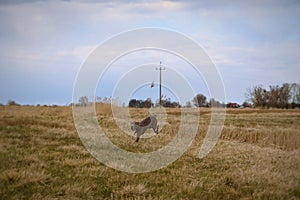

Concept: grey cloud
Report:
left=0, top=0, right=46, bottom=5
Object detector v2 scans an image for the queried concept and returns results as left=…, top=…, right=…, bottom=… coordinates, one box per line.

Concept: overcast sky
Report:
left=0, top=0, right=299, bottom=105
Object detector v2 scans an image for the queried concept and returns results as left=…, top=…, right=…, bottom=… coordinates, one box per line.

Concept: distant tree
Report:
left=7, top=100, right=20, bottom=106
left=208, top=98, right=222, bottom=107
left=192, top=94, right=207, bottom=107
left=129, top=99, right=138, bottom=107
left=129, top=98, right=179, bottom=108
left=96, top=96, right=102, bottom=103
left=128, top=99, right=144, bottom=108
left=162, top=98, right=171, bottom=107
left=170, top=101, right=181, bottom=108
left=278, top=83, right=291, bottom=109
left=246, top=83, right=296, bottom=109
left=103, top=97, right=110, bottom=103
left=161, top=98, right=180, bottom=108
left=141, top=98, right=152, bottom=108
left=266, top=83, right=290, bottom=108
left=290, top=83, right=300, bottom=104
left=268, top=85, right=280, bottom=108
left=245, top=85, right=267, bottom=108
left=185, top=101, right=192, bottom=108
left=78, top=96, right=89, bottom=106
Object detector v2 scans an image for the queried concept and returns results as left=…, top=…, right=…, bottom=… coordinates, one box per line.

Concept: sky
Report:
left=0, top=0, right=299, bottom=105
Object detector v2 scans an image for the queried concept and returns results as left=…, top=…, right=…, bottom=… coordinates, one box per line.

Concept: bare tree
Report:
left=278, top=83, right=290, bottom=108
left=193, top=94, right=207, bottom=107
left=246, top=83, right=293, bottom=108
left=290, top=83, right=300, bottom=104
left=78, top=96, right=89, bottom=106
left=268, top=85, right=280, bottom=108
left=208, top=98, right=222, bottom=107
left=245, top=85, right=267, bottom=108
left=185, top=101, right=192, bottom=108
left=7, top=100, right=20, bottom=106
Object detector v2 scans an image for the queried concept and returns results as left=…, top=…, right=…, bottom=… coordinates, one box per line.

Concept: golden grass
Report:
left=0, top=105, right=299, bottom=199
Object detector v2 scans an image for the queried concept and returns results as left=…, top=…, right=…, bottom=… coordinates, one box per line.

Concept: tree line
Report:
left=189, top=94, right=240, bottom=108
left=128, top=98, right=180, bottom=108
left=129, top=95, right=229, bottom=108
left=128, top=82, right=300, bottom=109
left=245, top=83, right=300, bottom=109
left=3, top=83, right=299, bottom=109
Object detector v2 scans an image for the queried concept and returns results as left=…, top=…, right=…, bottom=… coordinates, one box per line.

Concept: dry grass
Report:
left=0, top=105, right=299, bottom=199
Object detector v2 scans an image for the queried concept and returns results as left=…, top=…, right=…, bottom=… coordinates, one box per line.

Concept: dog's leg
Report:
left=155, top=125, right=159, bottom=134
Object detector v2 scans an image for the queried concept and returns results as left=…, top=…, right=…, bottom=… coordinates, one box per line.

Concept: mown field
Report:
left=0, top=105, right=299, bottom=199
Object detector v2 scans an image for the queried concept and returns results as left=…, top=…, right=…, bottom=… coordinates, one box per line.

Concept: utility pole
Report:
left=156, top=61, right=165, bottom=106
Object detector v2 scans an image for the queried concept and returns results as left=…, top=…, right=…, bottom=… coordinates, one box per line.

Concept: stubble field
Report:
left=0, top=104, right=299, bottom=199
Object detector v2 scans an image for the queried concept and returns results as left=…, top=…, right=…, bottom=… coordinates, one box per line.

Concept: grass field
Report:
left=0, top=105, right=299, bottom=199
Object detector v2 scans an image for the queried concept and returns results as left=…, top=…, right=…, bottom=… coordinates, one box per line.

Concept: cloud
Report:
left=0, top=0, right=299, bottom=104
left=57, top=45, right=97, bottom=61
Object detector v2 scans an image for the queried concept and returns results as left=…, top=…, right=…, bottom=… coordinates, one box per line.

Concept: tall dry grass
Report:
left=0, top=104, right=299, bottom=199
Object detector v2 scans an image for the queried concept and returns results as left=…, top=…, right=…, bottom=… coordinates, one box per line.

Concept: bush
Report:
left=7, top=100, right=20, bottom=106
